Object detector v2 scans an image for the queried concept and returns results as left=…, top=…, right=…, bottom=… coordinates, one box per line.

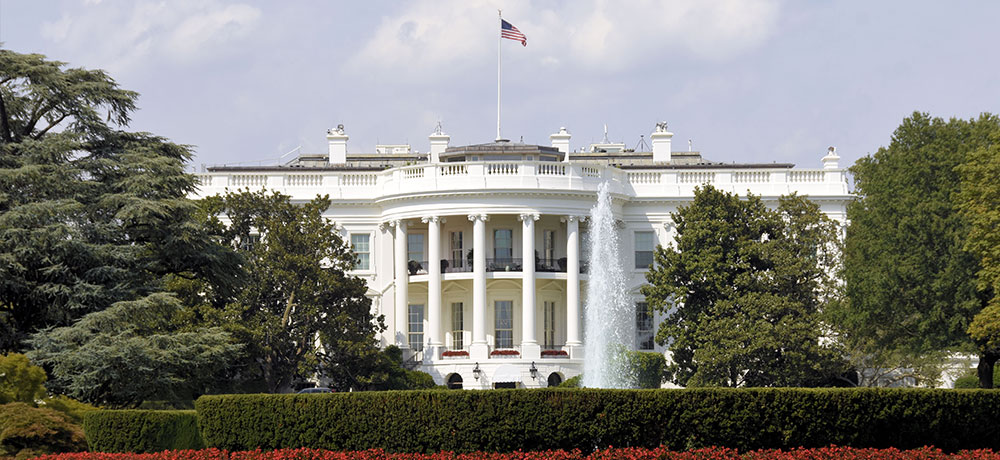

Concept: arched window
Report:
left=547, top=372, right=563, bottom=387
left=447, top=373, right=463, bottom=390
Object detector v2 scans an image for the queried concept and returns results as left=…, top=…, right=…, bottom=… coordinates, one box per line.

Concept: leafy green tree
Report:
left=835, top=112, right=998, bottom=387
left=0, top=49, right=241, bottom=352
left=957, top=128, right=1000, bottom=387
left=642, top=186, right=845, bottom=387
left=0, top=353, right=46, bottom=403
left=27, top=293, right=240, bottom=408
left=200, top=190, right=384, bottom=393
left=0, top=402, right=87, bottom=460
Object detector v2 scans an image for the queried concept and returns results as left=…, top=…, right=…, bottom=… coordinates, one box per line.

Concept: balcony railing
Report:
left=486, top=258, right=522, bottom=272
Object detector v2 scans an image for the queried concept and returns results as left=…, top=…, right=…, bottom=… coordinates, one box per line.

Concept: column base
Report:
left=565, top=343, right=584, bottom=359
left=520, top=342, right=541, bottom=360
left=470, top=342, right=490, bottom=361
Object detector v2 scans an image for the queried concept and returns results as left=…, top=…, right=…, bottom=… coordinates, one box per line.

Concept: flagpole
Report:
left=496, top=9, right=502, bottom=141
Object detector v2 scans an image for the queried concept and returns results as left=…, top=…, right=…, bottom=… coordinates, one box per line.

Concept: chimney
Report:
left=650, top=122, right=673, bottom=163
left=822, top=146, right=840, bottom=169
left=550, top=127, right=571, bottom=157
left=327, top=124, right=348, bottom=165
left=428, top=122, right=450, bottom=163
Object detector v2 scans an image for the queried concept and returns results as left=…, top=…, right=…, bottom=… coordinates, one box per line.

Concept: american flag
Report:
left=501, top=19, right=527, bottom=46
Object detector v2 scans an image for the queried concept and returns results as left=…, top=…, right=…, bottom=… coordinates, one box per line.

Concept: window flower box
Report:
left=541, top=349, right=569, bottom=358
left=490, top=349, right=520, bottom=357
left=441, top=350, right=469, bottom=358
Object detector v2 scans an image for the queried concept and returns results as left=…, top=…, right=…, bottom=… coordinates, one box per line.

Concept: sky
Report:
left=1, top=1, right=998, bottom=171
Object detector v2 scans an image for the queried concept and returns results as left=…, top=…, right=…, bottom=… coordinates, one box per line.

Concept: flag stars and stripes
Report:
left=501, top=19, right=527, bottom=46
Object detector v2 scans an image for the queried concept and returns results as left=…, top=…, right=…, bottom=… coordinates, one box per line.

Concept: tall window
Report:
left=494, top=229, right=512, bottom=261
left=494, top=300, right=513, bottom=349
left=580, top=230, right=590, bottom=262
left=407, top=233, right=424, bottom=262
left=450, top=231, right=464, bottom=268
left=408, top=304, right=424, bottom=351
left=543, top=301, right=556, bottom=348
left=635, top=231, right=654, bottom=269
left=350, top=233, right=370, bottom=270
left=543, top=230, right=556, bottom=263
left=635, top=302, right=654, bottom=350
left=451, top=302, right=464, bottom=350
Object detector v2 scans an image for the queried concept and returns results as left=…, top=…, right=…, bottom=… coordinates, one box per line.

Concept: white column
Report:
left=520, top=213, right=540, bottom=359
left=564, top=216, right=583, bottom=350
left=423, top=216, right=443, bottom=356
left=393, top=219, right=409, bottom=349
left=469, top=214, right=489, bottom=360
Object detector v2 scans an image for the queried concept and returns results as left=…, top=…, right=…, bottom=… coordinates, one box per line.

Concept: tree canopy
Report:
left=196, top=190, right=384, bottom=393
left=642, top=186, right=844, bottom=387
left=0, top=49, right=241, bottom=352
left=834, top=112, right=997, bottom=386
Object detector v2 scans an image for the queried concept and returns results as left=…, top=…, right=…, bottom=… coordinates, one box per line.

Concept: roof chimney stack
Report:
left=429, top=122, right=450, bottom=163
left=550, top=127, right=571, bottom=161
left=650, top=122, right=673, bottom=163
left=327, top=124, right=348, bottom=165
left=822, top=146, right=840, bottom=169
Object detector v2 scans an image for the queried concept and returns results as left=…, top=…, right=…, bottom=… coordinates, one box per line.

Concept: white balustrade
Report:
left=230, top=174, right=267, bottom=188
left=581, top=166, right=600, bottom=178
left=402, top=166, right=425, bottom=179
left=341, top=173, right=377, bottom=186
left=486, top=162, right=519, bottom=175
left=733, top=171, right=770, bottom=183
left=538, top=163, right=566, bottom=176
left=439, top=164, right=468, bottom=176
left=628, top=171, right=660, bottom=184
left=284, top=174, right=323, bottom=187
left=789, top=170, right=824, bottom=182
left=679, top=171, right=715, bottom=184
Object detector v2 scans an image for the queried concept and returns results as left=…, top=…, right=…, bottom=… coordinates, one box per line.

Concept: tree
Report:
left=642, top=186, right=845, bottom=387
left=834, top=112, right=998, bottom=387
left=199, top=190, right=384, bottom=393
left=0, top=49, right=241, bottom=352
left=957, top=128, right=1000, bottom=387
left=0, top=353, right=46, bottom=403
left=27, top=293, right=240, bottom=408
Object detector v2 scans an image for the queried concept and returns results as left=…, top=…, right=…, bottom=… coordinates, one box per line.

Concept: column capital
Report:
left=383, top=219, right=412, bottom=229
left=663, top=221, right=675, bottom=231
left=467, top=213, right=489, bottom=222
left=421, top=216, right=446, bottom=224
left=560, top=215, right=587, bottom=223
left=518, top=213, right=540, bottom=222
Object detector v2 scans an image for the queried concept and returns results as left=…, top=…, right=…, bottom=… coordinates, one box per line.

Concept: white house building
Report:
left=192, top=123, right=851, bottom=390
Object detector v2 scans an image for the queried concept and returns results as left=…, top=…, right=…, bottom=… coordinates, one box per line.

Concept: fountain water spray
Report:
left=581, top=181, right=636, bottom=388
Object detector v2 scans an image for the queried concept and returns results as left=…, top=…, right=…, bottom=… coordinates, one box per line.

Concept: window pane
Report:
left=409, top=304, right=424, bottom=351
left=408, top=233, right=424, bottom=262
left=635, top=231, right=654, bottom=269
left=451, top=232, right=463, bottom=268
left=544, top=230, right=555, bottom=262
left=452, top=302, right=464, bottom=350
left=494, top=229, right=512, bottom=260
left=495, top=300, right=513, bottom=349
left=351, top=234, right=370, bottom=270
left=635, top=302, right=654, bottom=350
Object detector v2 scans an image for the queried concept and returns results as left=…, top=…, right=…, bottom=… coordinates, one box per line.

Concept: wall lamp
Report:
left=473, top=362, right=482, bottom=380
left=530, top=361, right=538, bottom=380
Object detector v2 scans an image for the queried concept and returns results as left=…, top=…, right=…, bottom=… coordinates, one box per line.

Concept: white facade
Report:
left=192, top=124, right=851, bottom=390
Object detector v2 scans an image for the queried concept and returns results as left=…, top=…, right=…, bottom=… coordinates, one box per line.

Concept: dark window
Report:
left=636, top=302, right=654, bottom=350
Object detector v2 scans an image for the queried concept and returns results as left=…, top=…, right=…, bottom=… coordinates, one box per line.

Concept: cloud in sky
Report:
left=350, top=0, right=781, bottom=77
left=39, top=0, right=261, bottom=73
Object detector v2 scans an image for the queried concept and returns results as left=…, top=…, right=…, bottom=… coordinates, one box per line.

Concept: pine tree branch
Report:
left=0, top=92, right=12, bottom=143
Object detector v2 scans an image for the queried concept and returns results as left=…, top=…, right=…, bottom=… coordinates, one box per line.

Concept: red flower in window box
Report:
left=541, top=349, right=569, bottom=357
left=490, top=349, right=520, bottom=356
left=441, top=350, right=469, bottom=358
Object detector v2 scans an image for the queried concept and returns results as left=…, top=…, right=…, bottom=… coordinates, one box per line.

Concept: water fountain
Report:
left=581, top=182, right=636, bottom=389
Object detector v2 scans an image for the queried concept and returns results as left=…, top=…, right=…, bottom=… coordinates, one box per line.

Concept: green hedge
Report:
left=196, top=388, right=1000, bottom=453
left=83, top=410, right=204, bottom=453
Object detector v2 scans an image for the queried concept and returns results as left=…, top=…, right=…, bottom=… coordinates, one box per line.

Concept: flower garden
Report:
left=32, top=446, right=1000, bottom=460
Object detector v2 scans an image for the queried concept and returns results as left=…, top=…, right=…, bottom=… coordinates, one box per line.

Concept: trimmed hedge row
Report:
left=195, top=388, right=1000, bottom=453
left=83, top=410, right=204, bottom=453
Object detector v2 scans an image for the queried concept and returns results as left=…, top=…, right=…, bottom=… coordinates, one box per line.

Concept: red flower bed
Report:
left=441, top=350, right=469, bottom=358
left=30, top=446, right=1000, bottom=460
left=541, top=350, right=569, bottom=357
left=489, top=349, right=519, bottom=357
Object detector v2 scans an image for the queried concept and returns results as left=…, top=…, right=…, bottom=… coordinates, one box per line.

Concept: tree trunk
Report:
left=977, top=353, right=997, bottom=389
